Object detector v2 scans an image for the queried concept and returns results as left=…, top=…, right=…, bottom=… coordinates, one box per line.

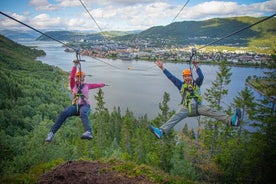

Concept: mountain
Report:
left=0, top=29, right=40, bottom=41
left=35, top=30, right=138, bottom=41
left=116, top=16, right=276, bottom=47
left=3, top=16, right=275, bottom=48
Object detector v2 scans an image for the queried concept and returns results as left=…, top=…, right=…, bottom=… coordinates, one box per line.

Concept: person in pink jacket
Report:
left=46, top=60, right=106, bottom=142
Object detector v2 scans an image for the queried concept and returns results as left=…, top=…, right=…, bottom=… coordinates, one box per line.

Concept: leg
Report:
left=150, top=107, right=189, bottom=139
left=79, top=104, right=91, bottom=132
left=197, top=105, right=231, bottom=124
left=160, top=107, right=189, bottom=134
left=46, top=105, right=77, bottom=142
left=51, top=105, right=78, bottom=133
left=79, top=104, right=93, bottom=140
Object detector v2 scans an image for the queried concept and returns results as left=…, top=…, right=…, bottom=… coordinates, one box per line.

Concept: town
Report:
left=65, top=38, right=273, bottom=66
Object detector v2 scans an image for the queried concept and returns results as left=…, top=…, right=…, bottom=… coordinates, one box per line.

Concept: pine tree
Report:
left=243, top=68, right=276, bottom=183
left=93, top=88, right=110, bottom=157
left=233, top=86, right=257, bottom=122
left=158, top=92, right=170, bottom=124
left=120, top=109, right=135, bottom=157
left=204, top=60, right=232, bottom=111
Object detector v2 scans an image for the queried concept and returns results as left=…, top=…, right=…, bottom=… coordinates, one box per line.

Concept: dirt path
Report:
left=38, top=160, right=152, bottom=184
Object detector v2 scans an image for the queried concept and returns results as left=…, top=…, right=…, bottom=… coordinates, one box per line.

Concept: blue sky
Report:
left=0, top=0, right=275, bottom=31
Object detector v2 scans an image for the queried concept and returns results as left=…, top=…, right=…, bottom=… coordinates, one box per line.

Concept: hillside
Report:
left=0, top=34, right=190, bottom=184
left=38, top=159, right=188, bottom=184
left=33, top=16, right=276, bottom=48
left=122, top=16, right=276, bottom=47
left=8, top=17, right=276, bottom=47
left=35, top=30, right=135, bottom=41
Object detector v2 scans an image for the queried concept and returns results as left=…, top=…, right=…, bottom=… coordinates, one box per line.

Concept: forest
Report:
left=0, top=34, right=275, bottom=183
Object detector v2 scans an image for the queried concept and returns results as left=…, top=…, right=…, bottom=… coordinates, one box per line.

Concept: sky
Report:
left=0, top=0, right=275, bottom=32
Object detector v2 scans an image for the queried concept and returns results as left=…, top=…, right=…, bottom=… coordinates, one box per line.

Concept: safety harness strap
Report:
left=72, top=84, right=87, bottom=112
left=180, top=83, right=202, bottom=114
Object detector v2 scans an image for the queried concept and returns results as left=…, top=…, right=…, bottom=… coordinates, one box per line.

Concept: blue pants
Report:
left=50, top=104, right=91, bottom=134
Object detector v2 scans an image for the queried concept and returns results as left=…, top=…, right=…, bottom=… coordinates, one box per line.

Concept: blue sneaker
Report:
left=231, top=108, right=241, bottom=126
left=149, top=125, right=163, bottom=139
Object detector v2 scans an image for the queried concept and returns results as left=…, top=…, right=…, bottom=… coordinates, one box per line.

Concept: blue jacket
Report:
left=163, top=68, right=204, bottom=91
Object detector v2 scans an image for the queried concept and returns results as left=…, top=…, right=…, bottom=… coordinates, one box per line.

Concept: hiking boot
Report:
left=231, top=108, right=241, bottom=126
left=81, top=131, right=93, bottom=140
left=45, top=132, right=54, bottom=142
left=149, top=125, right=163, bottom=139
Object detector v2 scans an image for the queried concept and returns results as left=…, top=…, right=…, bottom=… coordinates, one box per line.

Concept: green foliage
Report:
left=125, top=16, right=276, bottom=47
left=204, top=60, right=232, bottom=110
left=170, top=141, right=199, bottom=180
left=106, top=158, right=191, bottom=184
left=1, top=34, right=275, bottom=183
left=233, top=86, right=257, bottom=120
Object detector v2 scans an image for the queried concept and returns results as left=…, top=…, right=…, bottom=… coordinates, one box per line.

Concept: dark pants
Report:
left=50, top=104, right=91, bottom=134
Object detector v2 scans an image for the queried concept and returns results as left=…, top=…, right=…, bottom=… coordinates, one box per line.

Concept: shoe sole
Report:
left=149, top=126, right=161, bottom=139
left=81, top=136, right=93, bottom=140
left=232, top=109, right=241, bottom=126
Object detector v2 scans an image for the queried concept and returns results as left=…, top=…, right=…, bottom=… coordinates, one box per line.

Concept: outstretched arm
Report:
left=156, top=60, right=183, bottom=90
left=87, top=83, right=106, bottom=89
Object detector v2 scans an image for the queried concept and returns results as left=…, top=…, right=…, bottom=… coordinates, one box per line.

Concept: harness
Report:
left=72, top=84, right=87, bottom=112
left=180, top=82, right=202, bottom=113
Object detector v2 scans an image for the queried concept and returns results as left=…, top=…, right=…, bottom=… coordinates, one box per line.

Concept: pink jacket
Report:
left=70, top=66, right=105, bottom=105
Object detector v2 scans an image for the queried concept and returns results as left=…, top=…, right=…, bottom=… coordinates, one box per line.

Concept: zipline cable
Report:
left=79, top=0, right=109, bottom=43
left=0, top=11, right=120, bottom=70
left=197, top=13, right=276, bottom=50
left=171, top=0, right=190, bottom=23
left=78, top=0, right=123, bottom=70
left=0, top=11, right=76, bottom=51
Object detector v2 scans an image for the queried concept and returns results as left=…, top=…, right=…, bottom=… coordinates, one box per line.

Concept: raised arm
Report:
left=156, top=60, right=183, bottom=90
left=70, top=62, right=78, bottom=90
left=192, top=60, right=204, bottom=87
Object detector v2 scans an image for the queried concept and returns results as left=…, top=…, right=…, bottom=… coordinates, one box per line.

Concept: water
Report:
left=20, top=41, right=271, bottom=130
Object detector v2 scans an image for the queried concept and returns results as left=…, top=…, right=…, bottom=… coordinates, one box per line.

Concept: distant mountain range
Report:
left=117, top=16, right=276, bottom=47
left=1, top=16, right=275, bottom=48
left=0, top=29, right=40, bottom=41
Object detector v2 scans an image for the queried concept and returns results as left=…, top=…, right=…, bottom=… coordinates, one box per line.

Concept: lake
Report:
left=20, top=41, right=271, bottom=131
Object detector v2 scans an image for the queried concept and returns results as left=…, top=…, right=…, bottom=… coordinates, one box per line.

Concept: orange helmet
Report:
left=75, top=71, right=85, bottom=77
left=182, top=69, right=191, bottom=76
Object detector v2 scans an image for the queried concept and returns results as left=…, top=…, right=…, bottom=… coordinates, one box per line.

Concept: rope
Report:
left=197, top=13, right=276, bottom=50
left=0, top=11, right=120, bottom=70
left=171, top=0, right=190, bottom=23
left=79, top=0, right=109, bottom=43
left=188, top=48, right=197, bottom=81
left=0, top=11, right=76, bottom=51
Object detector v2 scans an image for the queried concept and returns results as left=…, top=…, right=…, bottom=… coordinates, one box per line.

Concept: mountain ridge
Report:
left=1, top=16, right=275, bottom=48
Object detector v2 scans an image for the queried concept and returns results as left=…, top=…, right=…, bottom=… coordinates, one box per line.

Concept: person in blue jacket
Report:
left=150, top=60, right=241, bottom=139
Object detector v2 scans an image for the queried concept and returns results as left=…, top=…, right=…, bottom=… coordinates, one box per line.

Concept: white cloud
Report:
left=0, top=13, right=27, bottom=28
left=1, top=0, right=275, bottom=31
left=251, top=0, right=276, bottom=13
left=31, top=14, right=61, bottom=28
left=56, top=0, right=81, bottom=8
left=86, top=0, right=162, bottom=6
left=176, top=1, right=276, bottom=21
left=29, top=0, right=58, bottom=11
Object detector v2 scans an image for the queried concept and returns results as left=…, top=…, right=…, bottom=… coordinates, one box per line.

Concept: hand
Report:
left=73, top=59, right=79, bottom=66
left=192, top=60, right=199, bottom=68
left=155, top=60, right=164, bottom=70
